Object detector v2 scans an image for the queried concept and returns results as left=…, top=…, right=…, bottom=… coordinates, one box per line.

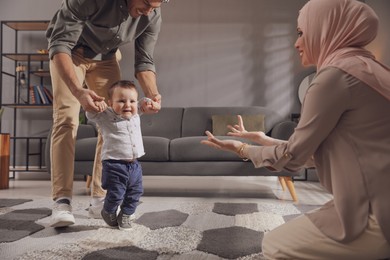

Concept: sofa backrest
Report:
left=141, top=107, right=184, bottom=139
left=181, top=106, right=284, bottom=137
left=77, top=122, right=98, bottom=139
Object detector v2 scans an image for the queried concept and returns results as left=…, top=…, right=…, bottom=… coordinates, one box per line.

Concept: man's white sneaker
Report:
left=50, top=199, right=75, bottom=227
left=88, top=201, right=104, bottom=219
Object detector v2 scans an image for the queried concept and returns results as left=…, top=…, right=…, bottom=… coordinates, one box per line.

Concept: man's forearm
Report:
left=136, top=70, right=160, bottom=100
left=52, top=53, right=83, bottom=97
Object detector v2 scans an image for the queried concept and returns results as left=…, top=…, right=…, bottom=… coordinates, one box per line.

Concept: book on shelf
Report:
left=42, top=86, right=53, bottom=103
left=33, top=85, right=42, bottom=104
left=29, top=86, right=37, bottom=104
left=29, top=85, right=53, bottom=105
left=36, top=85, right=48, bottom=104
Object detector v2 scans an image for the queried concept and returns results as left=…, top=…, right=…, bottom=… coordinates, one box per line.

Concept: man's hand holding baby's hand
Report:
left=139, top=95, right=161, bottom=114
left=94, top=100, right=108, bottom=112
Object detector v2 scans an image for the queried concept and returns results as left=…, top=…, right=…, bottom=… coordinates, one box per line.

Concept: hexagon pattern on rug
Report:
left=235, top=211, right=285, bottom=232
left=10, top=200, right=321, bottom=260
left=137, top=226, right=202, bottom=254
left=135, top=209, right=189, bottom=230
left=82, top=246, right=158, bottom=260
left=0, top=207, right=51, bottom=242
left=213, top=202, right=259, bottom=216
left=183, top=211, right=234, bottom=231
left=197, top=226, right=263, bottom=259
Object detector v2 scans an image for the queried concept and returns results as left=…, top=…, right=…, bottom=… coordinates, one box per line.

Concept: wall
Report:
left=0, top=0, right=389, bottom=166
left=148, top=0, right=308, bottom=115
left=366, top=0, right=390, bottom=64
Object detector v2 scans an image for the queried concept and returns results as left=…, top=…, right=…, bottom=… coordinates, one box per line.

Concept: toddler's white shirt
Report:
left=86, top=108, right=145, bottom=161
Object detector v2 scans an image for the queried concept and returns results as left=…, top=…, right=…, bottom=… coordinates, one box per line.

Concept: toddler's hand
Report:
left=139, top=95, right=161, bottom=114
left=139, top=97, right=155, bottom=113
left=94, top=100, right=108, bottom=112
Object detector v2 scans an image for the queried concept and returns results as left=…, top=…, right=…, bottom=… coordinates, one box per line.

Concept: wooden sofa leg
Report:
left=278, top=176, right=287, bottom=191
left=284, top=176, right=298, bottom=202
left=86, top=175, right=92, bottom=189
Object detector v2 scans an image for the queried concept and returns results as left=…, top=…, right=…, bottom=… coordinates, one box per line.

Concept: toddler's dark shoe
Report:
left=117, top=211, right=135, bottom=230
left=101, top=209, right=118, bottom=227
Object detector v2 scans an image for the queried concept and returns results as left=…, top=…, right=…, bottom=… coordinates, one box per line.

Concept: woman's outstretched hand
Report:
left=227, top=115, right=248, bottom=133
left=227, top=115, right=282, bottom=146
left=226, top=115, right=267, bottom=144
left=201, top=131, right=243, bottom=155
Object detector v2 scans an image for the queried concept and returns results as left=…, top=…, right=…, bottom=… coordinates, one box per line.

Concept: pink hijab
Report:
left=298, top=0, right=390, bottom=101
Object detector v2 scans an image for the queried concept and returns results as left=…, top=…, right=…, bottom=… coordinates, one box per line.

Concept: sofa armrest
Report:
left=270, top=121, right=297, bottom=141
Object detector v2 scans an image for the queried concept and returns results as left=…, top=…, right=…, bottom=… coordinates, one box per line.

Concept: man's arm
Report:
left=46, top=0, right=91, bottom=59
left=52, top=53, right=103, bottom=112
left=48, top=0, right=103, bottom=112
left=136, top=70, right=161, bottom=112
left=134, top=11, right=162, bottom=113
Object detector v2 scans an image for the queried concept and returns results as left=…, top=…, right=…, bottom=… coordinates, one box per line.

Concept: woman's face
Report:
left=128, top=0, right=161, bottom=18
left=294, top=28, right=311, bottom=67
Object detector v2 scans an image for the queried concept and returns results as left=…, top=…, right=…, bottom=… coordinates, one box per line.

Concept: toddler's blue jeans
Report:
left=101, top=159, right=143, bottom=215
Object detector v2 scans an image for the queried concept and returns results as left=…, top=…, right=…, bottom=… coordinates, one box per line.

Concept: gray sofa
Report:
left=46, top=106, right=301, bottom=200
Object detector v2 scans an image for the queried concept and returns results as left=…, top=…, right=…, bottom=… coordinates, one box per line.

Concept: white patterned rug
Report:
left=0, top=195, right=324, bottom=260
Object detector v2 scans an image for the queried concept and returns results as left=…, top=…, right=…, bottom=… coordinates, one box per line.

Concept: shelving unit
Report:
left=0, top=20, right=51, bottom=175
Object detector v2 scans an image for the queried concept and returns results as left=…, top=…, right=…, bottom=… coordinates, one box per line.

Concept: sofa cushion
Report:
left=74, top=161, right=94, bottom=176
left=212, top=114, right=265, bottom=136
left=170, top=136, right=249, bottom=162
left=75, top=136, right=170, bottom=162
left=140, top=136, right=170, bottom=161
left=77, top=123, right=97, bottom=139
left=141, top=107, right=184, bottom=139
left=75, top=137, right=97, bottom=161
left=181, top=107, right=283, bottom=137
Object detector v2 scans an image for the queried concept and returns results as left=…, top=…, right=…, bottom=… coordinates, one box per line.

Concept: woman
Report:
left=201, top=0, right=390, bottom=259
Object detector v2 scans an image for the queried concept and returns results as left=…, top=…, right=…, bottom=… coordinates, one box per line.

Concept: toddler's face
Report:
left=109, top=87, right=138, bottom=119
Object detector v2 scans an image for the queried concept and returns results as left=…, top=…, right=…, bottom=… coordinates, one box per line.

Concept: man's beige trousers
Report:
left=49, top=49, right=121, bottom=200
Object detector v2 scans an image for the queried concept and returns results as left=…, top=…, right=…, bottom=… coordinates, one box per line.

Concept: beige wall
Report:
left=366, top=0, right=390, bottom=65
left=0, top=0, right=389, bottom=165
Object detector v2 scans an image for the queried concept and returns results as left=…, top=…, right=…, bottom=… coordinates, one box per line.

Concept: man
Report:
left=46, top=0, right=168, bottom=227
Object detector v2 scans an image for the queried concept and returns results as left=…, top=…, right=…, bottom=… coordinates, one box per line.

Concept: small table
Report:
left=0, top=133, right=10, bottom=189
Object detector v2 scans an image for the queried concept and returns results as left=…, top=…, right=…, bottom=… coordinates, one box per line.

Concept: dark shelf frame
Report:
left=1, top=20, right=51, bottom=177
left=9, top=137, right=47, bottom=175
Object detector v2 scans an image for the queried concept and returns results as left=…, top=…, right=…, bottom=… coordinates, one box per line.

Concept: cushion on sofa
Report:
left=212, top=114, right=265, bottom=136
left=181, top=107, right=284, bottom=137
left=75, top=136, right=171, bottom=162
left=74, top=161, right=95, bottom=176
left=170, top=136, right=249, bottom=162
left=77, top=123, right=98, bottom=139
left=140, top=136, right=170, bottom=161
left=140, top=161, right=269, bottom=176
left=141, top=107, right=184, bottom=139
left=75, top=137, right=97, bottom=161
